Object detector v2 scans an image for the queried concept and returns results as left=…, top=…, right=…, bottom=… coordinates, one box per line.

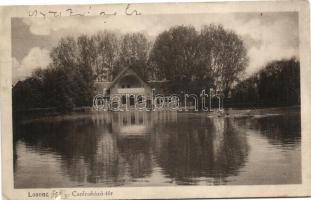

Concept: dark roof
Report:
left=107, top=67, right=150, bottom=90
left=147, top=80, right=171, bottom=95
left=94, top=68, right=172, bottom=95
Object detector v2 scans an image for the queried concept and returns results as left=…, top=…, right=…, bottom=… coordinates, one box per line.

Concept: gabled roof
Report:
left=107, top=67, right=150, bottom=90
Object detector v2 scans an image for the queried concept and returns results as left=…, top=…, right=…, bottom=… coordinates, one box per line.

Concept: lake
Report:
left=13, top=107, right=301, bottom=188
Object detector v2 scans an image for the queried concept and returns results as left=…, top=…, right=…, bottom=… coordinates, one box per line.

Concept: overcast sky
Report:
left=12, top=12, right=299, bottom=82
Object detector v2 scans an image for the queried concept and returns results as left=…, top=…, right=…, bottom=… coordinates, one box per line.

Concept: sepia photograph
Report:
left=1, top=1, right=311, bottom=199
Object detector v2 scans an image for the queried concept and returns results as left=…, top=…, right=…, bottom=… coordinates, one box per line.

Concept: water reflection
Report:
left=151, top=116, right=248, bottom=185
left=13, top=110, right=301, bottom=188
left=233, top=114, right=301, bottom=148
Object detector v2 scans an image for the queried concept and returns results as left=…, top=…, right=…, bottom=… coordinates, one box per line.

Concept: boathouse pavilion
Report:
left=95, top=67, right=155, bottom=109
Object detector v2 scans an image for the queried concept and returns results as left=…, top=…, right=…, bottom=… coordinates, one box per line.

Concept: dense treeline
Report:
left=13, top=32, right=151, bottom=112
left=13, top=24, right=248, bottom=112
left=13, top=36, right=95, bottom=112
left=230, top=58, right=300, bottom=107
left=150, top=25, right=248, bottom=98
left=17, top=24, right=300, bottom=112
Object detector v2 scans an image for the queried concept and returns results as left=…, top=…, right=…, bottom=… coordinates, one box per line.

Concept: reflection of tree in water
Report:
left=14, top=112, right=249, bottom=186
left=116, top=136, right=153, bottom=179
left=233, top=113, right=301, bottom=148
left=14, top=116, right=127, bottom=186
left=14, top=112, right=158, bottom=186
left=112, top=112, right=179, bottom=180
left=112, top=111, right=155, bottom=179
left=151, top=116, right=249, bottom=185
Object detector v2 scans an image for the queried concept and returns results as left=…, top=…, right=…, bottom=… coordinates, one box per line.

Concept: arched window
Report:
left=130, top=95, right=135, bottom=106
left=137, top=95, right=143, bottom=103
left=121, top=95, right=126, bottom=104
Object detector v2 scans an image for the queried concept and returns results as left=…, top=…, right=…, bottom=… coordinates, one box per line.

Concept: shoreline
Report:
left=14, top=105, right=300, bottom=125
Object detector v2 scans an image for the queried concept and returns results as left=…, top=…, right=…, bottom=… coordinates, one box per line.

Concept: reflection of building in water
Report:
left=105, top=111, right=178, bottom=136
left=90, top=111, right=178, bottom=138
left=15, top=111, right=248, bottom=187
left=112, top=112, right=151, bottom=136
left=88, top=111, right=178, bottom=181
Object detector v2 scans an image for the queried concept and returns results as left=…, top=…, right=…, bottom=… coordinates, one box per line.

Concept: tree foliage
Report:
left=150, top=24, right=248, bottom=97
left=13, top=35, right=96, bottom=112
left=150, top=26, right=200, bottom=81
left=92, top=31, right=120, bottom=81
left=115, top=33, right=151, bottom=80
left=231, top=58, right=300, bottom=107
left=12, top=31, right=151, bottom=112
left=13, top=25, right=299, bottom=112
left=200, top=25, right=248, bottom=97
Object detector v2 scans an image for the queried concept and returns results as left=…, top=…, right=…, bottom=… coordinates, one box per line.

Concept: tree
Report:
left=149, top=24, right=248, bottom=98
left=231, top=57, right=300, bottom=107
left=257, top=58, right=300, bottom=106
left=76, top=35, right=96, bottom=105
left=13, top=25, right=252, bottom=112
left=200, top=24, right=249, bottom=97
left=149, top=25, right=199, bottom=81
left=50, top=36, right=78, bottom=73
left=44, top=67, right=76, bottom=111
left=116, top=33, right=151, bottom=80
left=91, top=31, right=120, bottom=81
left=48, top=36, right=96, bottom=108
left=12, top=76, right=44, bottom=110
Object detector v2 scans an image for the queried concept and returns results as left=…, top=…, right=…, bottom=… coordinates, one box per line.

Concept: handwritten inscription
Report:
left=125, top=4, right=141, bottom=15
left=28, top=4, right=141, bottom=19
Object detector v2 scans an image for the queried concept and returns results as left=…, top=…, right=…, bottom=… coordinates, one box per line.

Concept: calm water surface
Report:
left=14, top=108, right=301, bottom=188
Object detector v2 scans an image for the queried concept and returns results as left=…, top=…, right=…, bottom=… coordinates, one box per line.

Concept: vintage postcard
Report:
left=0, top=1, right=311, bottom=199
